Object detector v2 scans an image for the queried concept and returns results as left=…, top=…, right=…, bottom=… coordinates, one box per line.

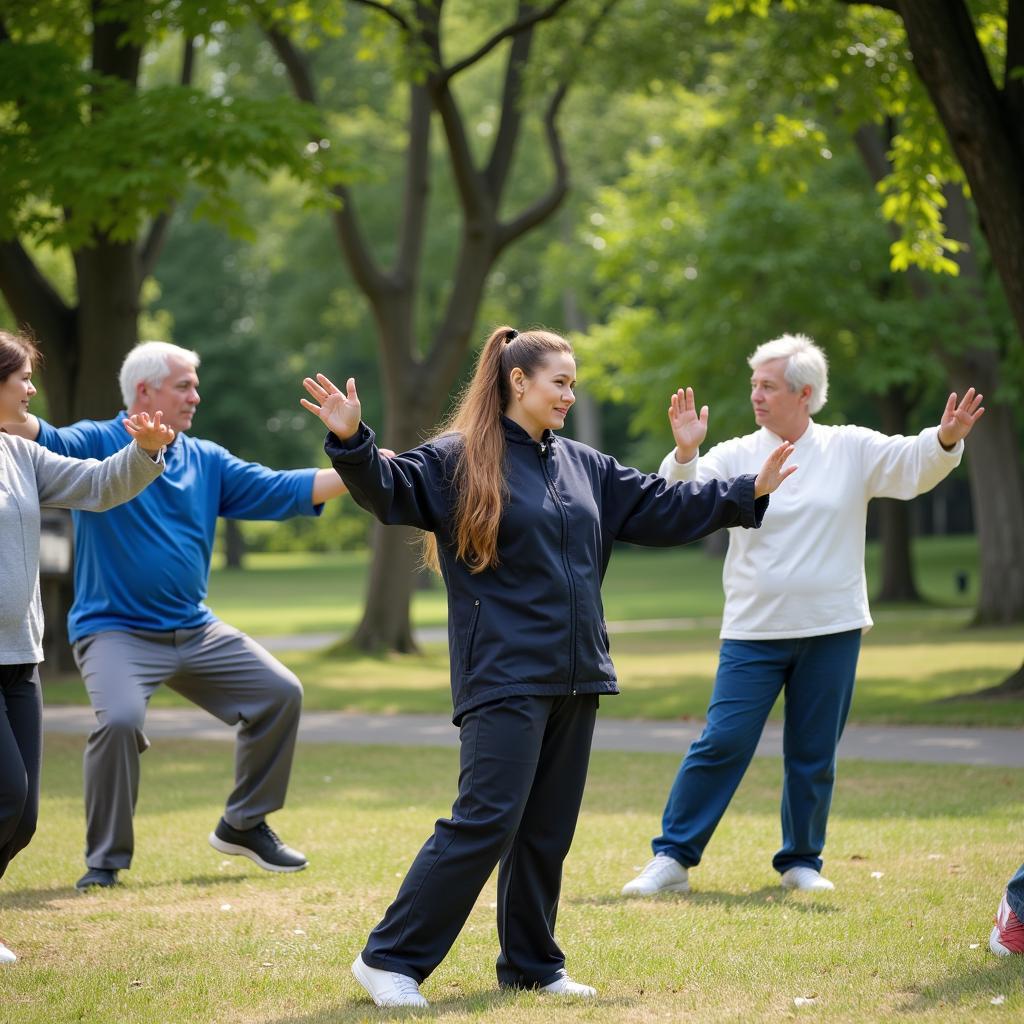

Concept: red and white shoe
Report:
left=990, top=892, right=1024, bottom=956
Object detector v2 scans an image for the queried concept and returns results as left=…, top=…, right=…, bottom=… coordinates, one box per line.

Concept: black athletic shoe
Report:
left=75, top=868, right=119, bottom=891
left=208, top=818, right=308, bottom=872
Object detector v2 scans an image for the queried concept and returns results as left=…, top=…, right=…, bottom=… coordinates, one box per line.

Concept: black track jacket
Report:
left=326, top=417, right=767, bottom=723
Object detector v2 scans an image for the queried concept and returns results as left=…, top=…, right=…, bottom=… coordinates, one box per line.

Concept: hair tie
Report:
left=505, top=329, right=518, bottom=344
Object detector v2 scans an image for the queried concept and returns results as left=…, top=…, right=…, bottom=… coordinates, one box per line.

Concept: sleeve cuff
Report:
left=935, top=428, right=964, bottom=457
left=324, top=422, right=375, bottom=462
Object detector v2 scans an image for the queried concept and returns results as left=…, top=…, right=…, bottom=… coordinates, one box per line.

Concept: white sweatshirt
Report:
left=659, top=421, right=963, bottom=640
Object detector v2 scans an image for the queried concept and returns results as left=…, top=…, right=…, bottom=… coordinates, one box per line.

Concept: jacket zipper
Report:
left=538, top=439, right=578, bottom=693
left=465, top=598, right=481, bottom=673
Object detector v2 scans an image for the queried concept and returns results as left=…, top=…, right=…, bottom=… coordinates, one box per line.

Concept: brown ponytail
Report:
left=423, top=325, right=573, bottom=574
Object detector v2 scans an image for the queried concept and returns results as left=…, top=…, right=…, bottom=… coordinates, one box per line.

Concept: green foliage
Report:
left=703, top=0, right=1006, bottom=278
left=0, top=3, right=339, bottom=249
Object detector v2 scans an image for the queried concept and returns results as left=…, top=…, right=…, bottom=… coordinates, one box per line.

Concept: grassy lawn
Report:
left=39, top=536, right=1024, bottom=729
left=39, top=536, right=1024, bottom=725
left=1, top=737, right=1022, bottom=1023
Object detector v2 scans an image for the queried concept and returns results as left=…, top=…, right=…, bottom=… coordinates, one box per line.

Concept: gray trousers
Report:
left=73, top=620, right=303, bottom=870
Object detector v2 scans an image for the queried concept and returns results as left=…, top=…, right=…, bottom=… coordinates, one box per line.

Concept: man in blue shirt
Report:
left=12, top=341, right=352, bottom=890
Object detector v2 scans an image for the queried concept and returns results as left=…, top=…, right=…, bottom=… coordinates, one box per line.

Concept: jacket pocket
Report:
left=464, top=599, right=481, bottom=673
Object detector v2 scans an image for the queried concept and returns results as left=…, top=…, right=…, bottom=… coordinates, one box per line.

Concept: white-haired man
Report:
left=622, top=333, right=984, bottom=896
left=10, top=341, right=350, bottom=890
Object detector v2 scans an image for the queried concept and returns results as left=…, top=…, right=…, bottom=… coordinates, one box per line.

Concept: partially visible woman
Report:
left=0, top=329, right=173, bottom=965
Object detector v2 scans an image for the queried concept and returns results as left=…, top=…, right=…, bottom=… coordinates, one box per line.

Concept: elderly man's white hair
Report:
left=119, top=341, right=200, bottom=408
left=748, top=333, right=829, bottom=415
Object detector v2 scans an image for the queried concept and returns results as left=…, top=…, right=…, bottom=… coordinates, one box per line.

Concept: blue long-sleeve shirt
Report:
left=38, top=415, right=321, bottom=642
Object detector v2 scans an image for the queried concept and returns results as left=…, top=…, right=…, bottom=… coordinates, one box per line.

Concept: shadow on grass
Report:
left=267, top=990, right=636, bottom=1023
left=2, top=872, right=244, bottom=910
left=568, top=884, right=838, bottom=915
left=896, top=958, right=1024, bottom=1014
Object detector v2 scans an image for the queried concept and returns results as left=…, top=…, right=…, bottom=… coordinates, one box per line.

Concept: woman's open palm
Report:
left=301, top=374, right=361, bottom=441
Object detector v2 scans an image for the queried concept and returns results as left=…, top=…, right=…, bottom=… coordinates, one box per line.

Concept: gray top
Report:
left=0, top=431, right=164, bottom=664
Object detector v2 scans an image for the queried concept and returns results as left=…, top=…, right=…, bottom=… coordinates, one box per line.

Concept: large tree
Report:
left=264, top=0, right=622, bottom=652
left=0, top=0, right=319, bottom=423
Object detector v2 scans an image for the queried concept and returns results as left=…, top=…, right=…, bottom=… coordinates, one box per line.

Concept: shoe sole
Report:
left=208, top=833, right=308, bottom=873
left=622, top=881, right=690, bottom=896
left=75, top=876, right=118, bottom=892
left=352, top=956, right=429, bottom=1008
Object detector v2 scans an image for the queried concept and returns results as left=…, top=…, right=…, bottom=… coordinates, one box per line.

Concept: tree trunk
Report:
left=874, top=386, right=921, bottom=602
left=70, top=239, right=140, bottom=419
left=223, top=519, right=246, bottom=570
left=346, top=372, right=449, bottom=653
left=938, top=347, right=1024, bottom=624
left=896, top=0, right=1024, bottom=342
left=936, top=187, right=1024, bottom=624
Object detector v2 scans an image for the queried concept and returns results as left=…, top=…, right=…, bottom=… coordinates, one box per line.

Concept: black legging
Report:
left=0, top=663, right=42, bottom=879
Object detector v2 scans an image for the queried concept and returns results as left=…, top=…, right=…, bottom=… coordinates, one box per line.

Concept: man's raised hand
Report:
left=123, top=411, right=175, bottom=455
left=301, top=374, right=361, bottom=441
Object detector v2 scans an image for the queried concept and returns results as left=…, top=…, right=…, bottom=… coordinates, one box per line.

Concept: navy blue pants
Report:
left=653, top=630, right=861, bottom=875
left=0, top=664, right=42, bottom=880
left=361, top=692, right=598, bottom=988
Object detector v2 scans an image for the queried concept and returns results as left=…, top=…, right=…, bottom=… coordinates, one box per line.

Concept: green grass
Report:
left=39, top=536, right=1024, bottom=725
left=1, top=737, right=1022, bottom=1022
left=197, top=534, right=986, bottom=635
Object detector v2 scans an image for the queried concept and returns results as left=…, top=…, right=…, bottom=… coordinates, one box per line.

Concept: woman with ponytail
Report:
left=302, top=326, right=795, bottom=1008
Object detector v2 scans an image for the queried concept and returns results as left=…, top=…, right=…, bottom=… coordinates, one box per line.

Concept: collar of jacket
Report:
left=500, top=415, right=556, bottom=450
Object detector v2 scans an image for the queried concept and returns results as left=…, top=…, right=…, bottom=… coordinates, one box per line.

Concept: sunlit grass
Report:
left=1, top=736, right=1021, bottom=1023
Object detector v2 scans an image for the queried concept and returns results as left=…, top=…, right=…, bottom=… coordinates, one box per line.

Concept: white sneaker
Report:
left=351, top=953, right=428, bottom=1007
left=0, top=941, right=16, bottom=965
left=780, top=866, right=834, bottom=891
left=540, top=973, right=597, bottom=997
left=621, top=853, right=690, bottom=896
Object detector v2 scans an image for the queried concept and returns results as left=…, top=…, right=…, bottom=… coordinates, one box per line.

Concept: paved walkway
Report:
left=42, top=706, right=1024, bottom=767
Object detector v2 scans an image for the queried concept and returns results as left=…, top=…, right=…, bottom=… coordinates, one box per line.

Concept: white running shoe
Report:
left=0, top=941, right=16, bottom=965
left=780, top=866, right=835, bottom=891
left=621, top=853, right=690, bottom=896
left=540, top=973, right=597, bottom=997
left=351, top=953, right=429, bottom=1007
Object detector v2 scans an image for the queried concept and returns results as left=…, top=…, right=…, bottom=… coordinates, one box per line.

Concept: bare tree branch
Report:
left=484, top=3, right=536, bottom=198
left=350, top=0, right=411, bottom=33
left=265, top=24, right=391, bottom=299
left=497, top=0, right=619, bottom=248
left=496, top=81, right=569, bottom=249
left=395, top=82, right=433, bottom=286
left=138, top=36, right=196, bottom=280
left=432, top=51, right=491, bottom=221
left=442, top=0, right=575, bottom=82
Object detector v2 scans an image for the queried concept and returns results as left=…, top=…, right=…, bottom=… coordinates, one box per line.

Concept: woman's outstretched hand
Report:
left=754, top=442, right=797, bottom=498
left=301, top=374, right=361, bottom=441
left=123, top=410, right=175, bottom=455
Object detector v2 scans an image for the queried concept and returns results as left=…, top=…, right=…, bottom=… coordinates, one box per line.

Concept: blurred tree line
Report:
left=1, top=2, right=1022, bottom=664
